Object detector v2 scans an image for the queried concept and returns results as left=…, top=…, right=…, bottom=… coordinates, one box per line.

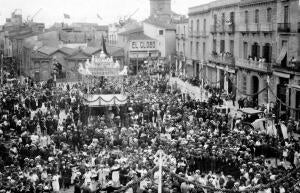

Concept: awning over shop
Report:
left=276, top=45, right=287, bottom=64
left=273, top=71, right=290, bottom=79
left=83, top=94, right=127, bottom=107
left=238, top=108, right=262, bottom=115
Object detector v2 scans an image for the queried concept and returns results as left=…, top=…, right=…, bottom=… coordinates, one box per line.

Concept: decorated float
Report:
left=78, top=51, right=128, bottom=108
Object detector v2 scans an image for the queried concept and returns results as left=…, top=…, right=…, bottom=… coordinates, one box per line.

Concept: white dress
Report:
left=52, top=175, right=60, bottom=192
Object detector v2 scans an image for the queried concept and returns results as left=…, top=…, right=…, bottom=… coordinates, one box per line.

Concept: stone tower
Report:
left=150, top=0, right=171, bottom=17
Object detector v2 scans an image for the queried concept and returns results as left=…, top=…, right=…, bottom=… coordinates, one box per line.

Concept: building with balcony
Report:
left=175, top=18, right=189, bottom=77
left=188, top=0, right=239, bottom=93
left=187, top=0, right=300, bottom=120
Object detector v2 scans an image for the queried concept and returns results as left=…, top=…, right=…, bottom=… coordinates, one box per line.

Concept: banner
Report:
left=129, top=40, right=157, bottom=51
left=83, top=94, right=127, bottom=107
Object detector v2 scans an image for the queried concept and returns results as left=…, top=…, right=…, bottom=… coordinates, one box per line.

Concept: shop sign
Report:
left=129, top=40, right=157, bottom=51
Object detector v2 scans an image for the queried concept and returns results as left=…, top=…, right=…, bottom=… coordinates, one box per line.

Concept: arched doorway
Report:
left=252, top=76, right=259, bottom=106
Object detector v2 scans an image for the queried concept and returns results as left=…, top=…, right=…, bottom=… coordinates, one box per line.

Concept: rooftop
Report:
left=189, top=0, right=240, bottom=15
left=128, top=33, right=154, bottom=41
left=118, top=27, right=144, bottom=35
left=38, top=46, right=59, bottom=55
left=144, top=18, right=176, bottom=30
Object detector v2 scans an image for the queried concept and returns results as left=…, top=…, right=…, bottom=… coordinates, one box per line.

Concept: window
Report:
left=184, top=26, right=186, bottom=35
left=177, top=42, right=180, bottom=52
left=190, top=41, right=193, bottom=57
left=214, top=14, right=217, bottom=26
left=196, top=19, right=199, bottom=33
left=230, top=12, right=235, bottom=24
left=159, top=30, right=164, bottom=35
left=242, top=75, right=247, bottom=93
left=222, top=13, right=225, bottom=27
left=203, top=19, right=206, bottom=33
left=255, top=9, right=259, bottom=23
left=284, top=6, right=289, bottom=23
left=203, top=42, right=206, bottom=60
left=230, top=40, right=234, bottom=55
left=267, top=8, right=272, bottom=23
left=190, top=20, right=194, bottom=33
left=243, top=42, right=248, bottom=59
left=213, top=39, right=217, bottom=52
left=220, top=40, right=225, bottom=53
left=196, top=42, right=199, bottom=58
left=183, top=42, right=185, bottom=54
left=245, top=10, right=249, bottom=24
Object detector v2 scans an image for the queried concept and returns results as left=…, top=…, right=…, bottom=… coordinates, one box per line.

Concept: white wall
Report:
left=143, top=22, right=176, bottom=58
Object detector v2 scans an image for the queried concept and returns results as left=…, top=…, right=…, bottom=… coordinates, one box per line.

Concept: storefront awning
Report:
left=273, top=71, right=290, bottom=79
left=276, top=45, right=287, bottom=64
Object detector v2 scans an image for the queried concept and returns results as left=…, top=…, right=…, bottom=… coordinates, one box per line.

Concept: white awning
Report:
left=276, top=45, right=287, bottom=64
left=273, top=71, right=290, bottom=79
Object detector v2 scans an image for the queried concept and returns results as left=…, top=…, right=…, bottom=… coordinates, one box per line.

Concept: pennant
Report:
left=64, top=13, right=70, bottom=19
left=97, top=14, right=102, bottom=20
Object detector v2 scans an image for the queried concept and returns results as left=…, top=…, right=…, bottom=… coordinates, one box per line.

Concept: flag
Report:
left=64, top=13, right=70, bottom=19
left=101, top=35, right=108, bottom=56
left=97, top=14, right=102, bottom=20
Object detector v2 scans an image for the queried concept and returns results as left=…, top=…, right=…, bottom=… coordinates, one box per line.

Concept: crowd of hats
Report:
left=0, top=69, right=300, bottom=193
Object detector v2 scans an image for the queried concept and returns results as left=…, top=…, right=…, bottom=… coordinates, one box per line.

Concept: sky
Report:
left=0, top=0, right=213, bottom=27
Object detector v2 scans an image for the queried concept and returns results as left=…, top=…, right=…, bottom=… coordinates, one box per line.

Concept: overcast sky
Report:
left=0, top=0, right=213, bottom=27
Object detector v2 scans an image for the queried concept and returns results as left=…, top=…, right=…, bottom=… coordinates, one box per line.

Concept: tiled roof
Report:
left=67, top=50, right=91, bottom=60
left=107, top=46, right=124, bottom=57
left=128, top=33, right=154, bottom=41
left=83, top=47, right=102, bottom=55
left=37, top=46, right=58, bottom=55
left=31, top=51, right=52, bottom=60
left=118, top=27, right=144, bottom=35
left=58, top=47, right=77, bottom=55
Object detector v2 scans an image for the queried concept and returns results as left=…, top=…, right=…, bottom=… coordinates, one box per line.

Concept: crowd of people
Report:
left=0, top=67, right=300, bottom=193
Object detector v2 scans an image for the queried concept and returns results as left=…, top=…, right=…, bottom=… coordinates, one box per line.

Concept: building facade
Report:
left=175, top=19, right=189, bottom=76
left=187, top=0, right=300, bottom=120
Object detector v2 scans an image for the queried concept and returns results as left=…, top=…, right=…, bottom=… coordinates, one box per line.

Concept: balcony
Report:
left=248, top=23, right=259, bottom=32
left=210, top=25, right=217, bottom=34
left=278, top=23, right=291, bottom=33
left=225, top=24, right=235, bottom=33
left=260, top=23, right=273, bottom=32
left=217, top=25, right=225, bottom=33
left=238, top=24, right=249, bottom=32
left=194, top=31, right=201, bottom=38
left=209, top=53, right=235, bottom=67
left=200, top=31, right=208, bottom=38
left=273, top=62, right=300, bottom=73
left=236, top=58, right=272, bottom=73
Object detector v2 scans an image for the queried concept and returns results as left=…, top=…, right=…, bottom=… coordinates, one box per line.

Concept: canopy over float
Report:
left=78, top=51, right=128, bottom=77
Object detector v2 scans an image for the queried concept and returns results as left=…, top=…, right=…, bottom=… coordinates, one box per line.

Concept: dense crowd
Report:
left=0, top=69, right=300, bottom=193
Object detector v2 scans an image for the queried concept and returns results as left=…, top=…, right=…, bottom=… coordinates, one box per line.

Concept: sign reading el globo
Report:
left=129, top=40, right=157, bottom=51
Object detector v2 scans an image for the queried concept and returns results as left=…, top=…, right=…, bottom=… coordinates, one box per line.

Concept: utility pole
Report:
left=0, top=54, right=3, bottom=85
left=267, top=75, right=270, bottom=113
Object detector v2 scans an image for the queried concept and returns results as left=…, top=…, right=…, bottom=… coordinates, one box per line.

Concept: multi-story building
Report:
left=175, top=18, right=188, bottom=76
left=187, top=0, right=300, bottom=120
left=189, top=0, right=239, bottom=95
